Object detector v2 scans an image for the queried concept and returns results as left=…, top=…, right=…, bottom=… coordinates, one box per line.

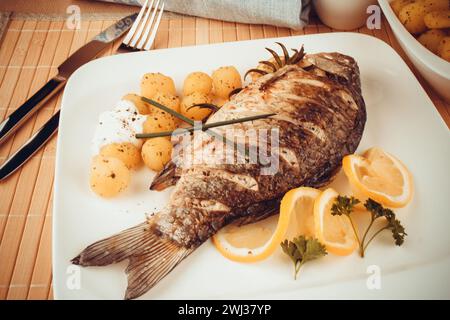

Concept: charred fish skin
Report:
left=154, top=52, right=366, bottom=248
left=73, top=51, right=366, bottom=299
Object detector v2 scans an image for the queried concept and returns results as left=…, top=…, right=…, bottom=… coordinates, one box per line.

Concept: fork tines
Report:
left=122, top=0, right=165, bottom=51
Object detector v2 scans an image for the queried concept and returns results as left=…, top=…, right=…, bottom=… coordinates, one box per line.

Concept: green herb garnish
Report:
left=331, top=195, right=362, bottom=249
left=187, top=103, right=220, bottom=113
left=139, top=96, right=269, bottom=159
left=244, top=43, right=305, bottom=80
left=135, top=113, right=275, bottom=139
left=331, top=196, right=407, bottom=257
left=142, top=96, right=193, bottom=125
left=362, top=199, right=407, bottom=249
left=140, top=96, right=238, bottom=152
left=280, top=236, right=327, bottom=280
left=331, top=195, right=360, bottom=216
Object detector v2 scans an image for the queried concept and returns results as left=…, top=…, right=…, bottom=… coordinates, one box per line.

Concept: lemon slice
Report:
left=343, top=147, right=413, bottom=208
left=282, top=187, right=321, bottom=240
left=314, top=188, right=358, bottom=256
left=212, top=187, right=321, bottom=263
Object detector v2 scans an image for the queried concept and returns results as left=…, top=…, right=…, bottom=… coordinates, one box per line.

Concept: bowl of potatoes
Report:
left=378, top=0, right=450, bottom=102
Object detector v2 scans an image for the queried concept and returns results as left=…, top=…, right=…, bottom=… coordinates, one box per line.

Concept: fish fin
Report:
left=124, top=239, right=193, bottom=300
left=150, top=160, right=179, bottom=191
left=71, top=222, right=152, bottom=266
left=72, top=222, right=194, bottom=299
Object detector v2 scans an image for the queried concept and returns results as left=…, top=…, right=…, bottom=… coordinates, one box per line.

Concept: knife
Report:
left=0, top=13, right=137, bottom=181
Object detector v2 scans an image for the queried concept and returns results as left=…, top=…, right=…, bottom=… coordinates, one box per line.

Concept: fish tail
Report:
left=71, top=222, right=194, bottom=300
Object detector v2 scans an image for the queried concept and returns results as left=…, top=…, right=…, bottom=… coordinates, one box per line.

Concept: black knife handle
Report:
left=0, top=111, right=60, bottom=181
left=0, top=76, right=65, bottom=145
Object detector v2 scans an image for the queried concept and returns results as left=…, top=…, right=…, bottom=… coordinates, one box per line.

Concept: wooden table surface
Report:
left=0, top=12, right=448, bottom=300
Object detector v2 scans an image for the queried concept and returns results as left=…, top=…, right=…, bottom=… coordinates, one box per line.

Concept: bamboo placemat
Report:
left=0, top=13, right=448, bottom=300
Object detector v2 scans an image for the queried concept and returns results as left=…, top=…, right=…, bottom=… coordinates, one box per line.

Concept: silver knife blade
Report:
left=0, top=13, right=138, bottom=179
left=0, top=111, right=60, bottom=181
left=0, top=13, right=137, bottom=146
left=58, top=12, right=137, bottom=78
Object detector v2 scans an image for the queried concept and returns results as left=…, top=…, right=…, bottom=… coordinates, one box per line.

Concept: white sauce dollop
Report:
left=91, top=100, right=146, bottom=154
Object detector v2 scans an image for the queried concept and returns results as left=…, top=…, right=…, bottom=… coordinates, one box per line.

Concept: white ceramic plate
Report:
left=53, top=33, right=450, bottom=300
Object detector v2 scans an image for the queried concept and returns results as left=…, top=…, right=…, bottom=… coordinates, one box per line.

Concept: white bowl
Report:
left=378, top=0, right=450, bottom=102
left=314, top=0, right=378, bottom=30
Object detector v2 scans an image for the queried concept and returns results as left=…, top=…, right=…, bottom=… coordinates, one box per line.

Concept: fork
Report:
left=119, top=0, right=165, bottom=52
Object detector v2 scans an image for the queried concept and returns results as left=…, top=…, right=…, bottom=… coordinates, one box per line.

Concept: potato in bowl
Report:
left=392, top=0, right=449, bottom=60
left=379, top=0, right=450, bottom=101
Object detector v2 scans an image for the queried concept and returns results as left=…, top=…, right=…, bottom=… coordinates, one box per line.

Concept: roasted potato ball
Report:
left=393, top=0, right=450, bottom=60
left=424, top=10, right=450, bottom=29
left=99, top=142, right=141, bottom=169
left=399, top=2, right=429, bottom=34
left=143, top=112, right=177, bottom=136
left=140, top=72, right=176, bottom=98
left=89, top=155, right=130, bottom=198
left=418, top=29, right=447, bottom=54
left=149, top=91, right=180, bottom=119
left=391, top=0, right=414, bottom=15
left=437, top=36, right=450, bottom=62
left=419, top=0, right=449, bottom=12
left=122, top=93, right=150, bottom=115
left=141, top=137, right=173, bottom=171
left=180, top=92, right=212, bottom=121
left=183, top=72, right=213, bottom=96
left=211, top=66, right=242, bottom=99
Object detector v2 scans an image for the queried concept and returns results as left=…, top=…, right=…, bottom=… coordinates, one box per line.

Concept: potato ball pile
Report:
left=391, top=0, right=450, bottom=61
left=90, top=66, right=242, bottom=198
left=181, top=67, right=242, bottom=121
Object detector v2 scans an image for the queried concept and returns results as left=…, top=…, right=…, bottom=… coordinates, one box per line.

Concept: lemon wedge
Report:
left=343, top=147, right=413, bottom=208
left=212, top=187, right=321, bottom=262
left=314, top=188, right=358, bottom=256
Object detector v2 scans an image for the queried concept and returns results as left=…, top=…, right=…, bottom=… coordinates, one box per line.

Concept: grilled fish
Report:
left=72, top=51, right=366, bottom=299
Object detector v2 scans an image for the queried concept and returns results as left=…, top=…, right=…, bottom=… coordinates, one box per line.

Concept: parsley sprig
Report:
left=331, top=196, right=361, bottom=248
left=331, top=196, right=407, bottom=257
left=280, top=236, right=327, bottom=279
left=362, top=199, right=407, bottom=250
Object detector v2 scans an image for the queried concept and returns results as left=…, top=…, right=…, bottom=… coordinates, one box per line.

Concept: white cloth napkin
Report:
left=98, top=0, right=311, bottom=29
